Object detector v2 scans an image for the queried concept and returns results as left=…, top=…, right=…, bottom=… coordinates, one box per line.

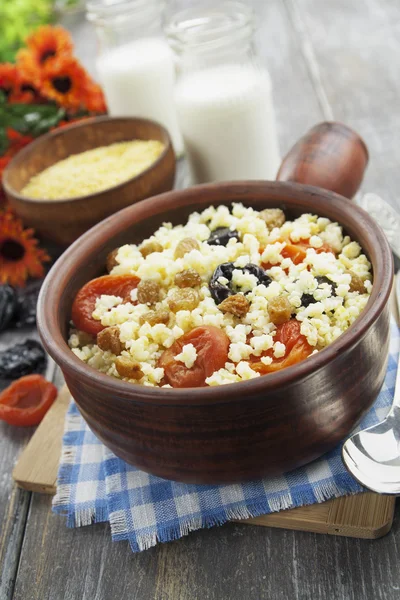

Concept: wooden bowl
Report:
left=3, top=116, right=176, bottom=246
left=37, top=182, right=393, bottom=484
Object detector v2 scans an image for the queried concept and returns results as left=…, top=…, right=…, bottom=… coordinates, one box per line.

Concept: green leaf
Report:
left=0, top=128, right=9, bottom=155
left=0, top=103, right=66, bottom=137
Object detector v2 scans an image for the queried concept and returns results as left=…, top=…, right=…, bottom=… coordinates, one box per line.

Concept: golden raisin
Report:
left=167, top=288, right=200, bottom=312
left=174, top=238, right=200, bottom=259
left=260, top=208, right=286, bottom=230
left=348, top=272, right=366, bottom=293
left=139, top=308, right=170, bottom=326
left=137, top=280, right=161, bottom=304
left=218, top=294, right=250, bottom=317
left=267, top=296, right=292, bottom=325
left=174, top=269, right=202, bottom=288
left=139, top=240, right=163, bottom=258
left=97, top=326, right=123, bottom=355
left=106, top=248, right=119, bottom=273
left=115, top=356, right=143, bottom=380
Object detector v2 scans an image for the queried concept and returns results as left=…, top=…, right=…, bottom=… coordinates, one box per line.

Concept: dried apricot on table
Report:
left=71, top=274, right=140, bottom=335
left=0, top=374, right=57, bottom=427
left=158, top=325, right=230, bottom=388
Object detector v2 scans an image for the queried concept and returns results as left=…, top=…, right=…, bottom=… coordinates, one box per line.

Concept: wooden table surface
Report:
left=1, top=1, right=400, bottom=598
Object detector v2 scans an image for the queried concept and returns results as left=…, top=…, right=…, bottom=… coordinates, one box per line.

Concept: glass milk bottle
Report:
left=86, top=0, right=183, bottom=155
left=166, top=1, right=280, bottom=183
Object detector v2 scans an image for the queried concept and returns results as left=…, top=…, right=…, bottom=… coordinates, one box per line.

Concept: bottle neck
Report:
left=86, top=0, right=165, bottom=48
left=166, top=1, right=255, bottom=72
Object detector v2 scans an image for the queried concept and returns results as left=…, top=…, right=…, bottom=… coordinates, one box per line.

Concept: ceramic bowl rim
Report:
left=2, top=115, right=173, bottom=205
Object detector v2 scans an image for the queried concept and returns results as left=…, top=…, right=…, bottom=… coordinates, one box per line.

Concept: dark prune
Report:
left=241, top=264, right=272, bottom=288
left=0, top=285, right=17, bottom=332
left=0, top=339, right=46, bottom=379
left=14, top=280, right=42, bottom=328
left=209, top=262, right=271, bottom=304
left=207, top=227, right=239, bottom=246
left=301, top=277, right=337, bottom=308
left=316, top=276, right=337, bottom=297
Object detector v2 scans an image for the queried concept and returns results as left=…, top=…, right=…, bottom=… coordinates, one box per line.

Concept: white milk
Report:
left=97, top=37, right=183, bottom=154
left=176, top=63, right=280, bottom=183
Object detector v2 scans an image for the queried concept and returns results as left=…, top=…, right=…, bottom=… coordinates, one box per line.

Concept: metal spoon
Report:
left=342, top=272, right=400, bottom=494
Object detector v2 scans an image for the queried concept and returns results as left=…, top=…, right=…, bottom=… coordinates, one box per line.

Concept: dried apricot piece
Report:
left=0, top=375, right=57, bottom=427
left=71, top=274, right=140, bottom=335
left=158, top=325, right=230, bottom=387
left=250, top=319, right=312, bottom=374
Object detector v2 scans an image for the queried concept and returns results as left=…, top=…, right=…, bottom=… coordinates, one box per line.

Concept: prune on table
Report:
left=207, top=227, right=239, bottom=246
left=14, top=279, right=43, bottom=328
left=0, top=285, right=17, bottom=332
left=0, top=339, right=46, bottom=379
left=209, top=262, right=272, bottom=305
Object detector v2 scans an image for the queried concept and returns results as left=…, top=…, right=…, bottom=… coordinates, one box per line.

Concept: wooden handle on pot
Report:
left=276, top=122, right=369, bottom=199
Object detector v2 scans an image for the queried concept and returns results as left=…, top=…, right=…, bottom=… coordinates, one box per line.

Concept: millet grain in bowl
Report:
left=69, top=204, right=373, bottom=388
left=21, top=139, right=165, bottom=200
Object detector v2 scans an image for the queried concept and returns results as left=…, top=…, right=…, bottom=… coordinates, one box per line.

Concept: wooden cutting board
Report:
left=12, top=385, right=396, bottom=539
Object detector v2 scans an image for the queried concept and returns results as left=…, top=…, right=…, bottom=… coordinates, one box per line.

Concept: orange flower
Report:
left=20, top=25, right=73, bottom=69
left=84, top=82, right=107, bottom=114
left=39, top=55, right=88, bottom=110
left=0, top=64, right=18, bottom=100
left=0, top=209, right=50, bottom=287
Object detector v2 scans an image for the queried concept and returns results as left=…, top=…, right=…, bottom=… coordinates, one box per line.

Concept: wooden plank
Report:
left=12, top=386, right=70, bottom=495
left=11, top=492, right=400, bottom=600
left=0, top=331, right=56, bottom=600
left=243, top=493, right=395, bottom=539
left=289, top=0, right=400, bottom=212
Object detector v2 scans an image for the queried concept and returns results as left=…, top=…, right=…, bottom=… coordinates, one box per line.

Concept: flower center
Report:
left=0, top=239, right=26, bottom=261
left=20, top=84, right=37, bottom=94
left=40, top=49, right=56, bottom=64
left=52, top=76, right=72, bottom=94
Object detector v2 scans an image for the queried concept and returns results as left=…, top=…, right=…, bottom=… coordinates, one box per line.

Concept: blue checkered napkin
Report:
left=53, top=320, right=399, bottom=552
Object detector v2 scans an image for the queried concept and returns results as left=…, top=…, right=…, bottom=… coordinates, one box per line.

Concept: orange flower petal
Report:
left=0, top=210, right=50, bottom=287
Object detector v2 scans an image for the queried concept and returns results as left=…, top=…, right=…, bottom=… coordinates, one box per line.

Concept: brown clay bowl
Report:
left=37, top=182, right=393, bottom=484
left=3, top=116, right=176, bottom=246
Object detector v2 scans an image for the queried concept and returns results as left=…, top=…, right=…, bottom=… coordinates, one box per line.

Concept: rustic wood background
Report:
left=1, top=1, right=400, bottom=598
